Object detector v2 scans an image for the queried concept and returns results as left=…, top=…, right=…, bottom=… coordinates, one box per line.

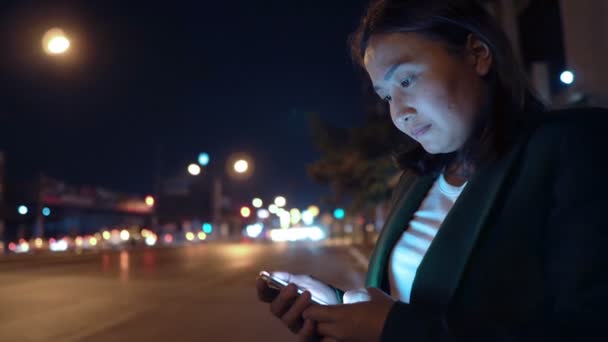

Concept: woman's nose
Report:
left=390, top=104, right=416, bottom=128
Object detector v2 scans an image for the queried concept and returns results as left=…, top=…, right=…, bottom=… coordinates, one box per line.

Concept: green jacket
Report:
left=368, top=108, right=608, bottom=341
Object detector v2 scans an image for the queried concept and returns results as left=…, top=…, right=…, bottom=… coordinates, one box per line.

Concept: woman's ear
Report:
left=466, top=34, right=492, bottom=76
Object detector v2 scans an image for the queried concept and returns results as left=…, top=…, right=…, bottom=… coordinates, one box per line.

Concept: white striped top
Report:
left=388, top=173, right=467, bottom=303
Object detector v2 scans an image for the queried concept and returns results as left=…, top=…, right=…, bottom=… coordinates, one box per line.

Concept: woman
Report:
left=256, top=0, right=608, bottom=341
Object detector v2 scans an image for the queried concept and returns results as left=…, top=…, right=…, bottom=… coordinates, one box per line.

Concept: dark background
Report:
left=0, top=0, right=565, bottom=208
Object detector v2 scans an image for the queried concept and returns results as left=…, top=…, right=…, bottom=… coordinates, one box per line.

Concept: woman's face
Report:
left=363, top=32, right=492, bottom=154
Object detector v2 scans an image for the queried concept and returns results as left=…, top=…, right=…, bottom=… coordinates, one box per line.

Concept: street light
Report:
left=257, top=209, right=270, bottom=219
left=269, top=204, right=278, bottom=214
left=188, top=163, right=201, bottom=176
left=302, top=210, right=314, bottom=225
left=252, top=198, right=263, bottom=208
left=225, top=152, right=254, bottom=180
left=145, top=195, right=155, bottom=207
left=274, top=196, right=286, bottom=207
left=560, top=70, right=575, bottom=85
left=279, top=210, right=291, bottom=229
left=18, top=205, right=28, bottom=215
left=42, top=28, right=70, bottom=55
left=307, top=205, right=320, bottom=217
left=234, top=159, right=249, bottom=173
left=290, top=208, right=301, bottom=225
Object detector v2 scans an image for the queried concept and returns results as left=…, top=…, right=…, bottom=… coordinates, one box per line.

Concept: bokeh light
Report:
left=198, top=152, right=210, bottom=166
left=257, top=209, right=270, bottom=219
left=307, top=205, right=320, bottom=217
left=202, top=223, right=213, bottom=234
left=269, top=204, right=278, bottom=214
left=240, top=206, right=251, bottom=218
left=333, top=208, right=345, bottom=220
left=145, top=196, right=155, bottom=207
left=188, top=163, right=201, bottom=176
left=274, top=196, right=286, bottom=207
left=234, top=159, right=249, bottom=173
left=42, top=28, right=70, bottom=55
left=252, top=198, right=263, bottom=208
left=560, top=70, right=575, bottom=85
left=18, top=205, right=28, bottom=215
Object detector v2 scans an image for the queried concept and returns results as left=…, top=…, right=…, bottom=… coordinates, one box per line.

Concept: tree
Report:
left=307, top=95, right=412, bottom=213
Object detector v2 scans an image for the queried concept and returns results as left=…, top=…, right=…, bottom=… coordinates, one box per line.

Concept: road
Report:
left=0, top=241, right=367, bottom=342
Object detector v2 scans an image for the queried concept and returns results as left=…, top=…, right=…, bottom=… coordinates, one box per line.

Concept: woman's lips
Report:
left=412, top=124, right=432, bottom=138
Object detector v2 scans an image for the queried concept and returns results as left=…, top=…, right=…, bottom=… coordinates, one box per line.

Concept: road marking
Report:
left=347, top=247, right=369, bottom=270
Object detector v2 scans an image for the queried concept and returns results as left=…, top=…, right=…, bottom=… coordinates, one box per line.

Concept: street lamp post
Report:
left=34, top=173, right=45, bottom=238
left=154, top=151, right=254, bottom=240
left=211, top=176, right=223, bottom=237
left=212, top=153, right=255, bottom=239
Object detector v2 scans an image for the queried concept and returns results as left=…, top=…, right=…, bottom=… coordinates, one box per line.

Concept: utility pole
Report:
left=34, top=173, right=45, bottom=238
left=212, top=177, right=223, bottom=238
left=152, top=143, right=163, bottom=233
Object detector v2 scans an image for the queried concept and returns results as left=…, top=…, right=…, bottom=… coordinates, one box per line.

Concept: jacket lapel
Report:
left=411, top=142, right=525, bottom=309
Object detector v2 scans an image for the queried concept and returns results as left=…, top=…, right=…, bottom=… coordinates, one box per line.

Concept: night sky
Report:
left=0, top=0, right=372, bottom=208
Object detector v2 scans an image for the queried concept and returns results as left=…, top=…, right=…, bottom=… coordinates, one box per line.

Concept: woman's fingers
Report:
left=256, top=276, right=280, bottom=303
left=296, top=318, right=317, bottom=341
left=281, top=291, right=312, bottom=333
left=270, top=283, right=299, bottom=318
left=316, top=322, right=342, bottom=341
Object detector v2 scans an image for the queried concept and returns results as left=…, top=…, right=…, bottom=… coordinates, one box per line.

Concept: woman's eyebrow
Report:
left=383, top=63, right=402, bottom=81
left=373, top=63, right=402, bottom=92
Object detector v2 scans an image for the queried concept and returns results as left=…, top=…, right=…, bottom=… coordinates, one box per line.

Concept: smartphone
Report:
left=259, top=271, right=328, bottom=305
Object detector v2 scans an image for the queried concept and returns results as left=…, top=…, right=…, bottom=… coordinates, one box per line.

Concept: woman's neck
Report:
left=443, top=172, right=467, bottom=187
left=443, top=162, right=474, bottom=187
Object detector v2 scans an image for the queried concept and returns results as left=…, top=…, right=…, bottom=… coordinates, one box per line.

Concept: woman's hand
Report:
left=256, top=272, right=340, bottom=336
left=302, top=288, right=395, bottom=342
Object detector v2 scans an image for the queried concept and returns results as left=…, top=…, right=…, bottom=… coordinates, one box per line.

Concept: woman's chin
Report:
left=421, top=141, right=460, bottom=155
left=421, top=143, right=443, bottom=154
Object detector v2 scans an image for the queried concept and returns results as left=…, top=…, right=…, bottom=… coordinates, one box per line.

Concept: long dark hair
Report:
left=349, top=0, right=545, bottom=176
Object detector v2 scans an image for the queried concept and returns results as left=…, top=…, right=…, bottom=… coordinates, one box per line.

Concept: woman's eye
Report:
left=400, top=77, right=413, bottom=88
left=382, top=95, right=392, bottom=103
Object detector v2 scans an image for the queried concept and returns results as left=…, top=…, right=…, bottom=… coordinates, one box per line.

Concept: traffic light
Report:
left=333, top=208, right=345, bottom=220
left=202, top=223, right=213, bottom=233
